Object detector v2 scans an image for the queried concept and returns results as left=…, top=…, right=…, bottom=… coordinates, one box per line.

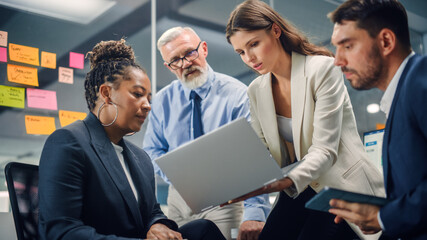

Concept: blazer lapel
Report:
left=256, top=73, right=286, bottom=167
left=122, top=143, right=151, bottom=214
left=382, top=55, right=415, bottom=192
left=290, top=52, right=307, bottom=161
left=84, top=114, right=144, bottom=229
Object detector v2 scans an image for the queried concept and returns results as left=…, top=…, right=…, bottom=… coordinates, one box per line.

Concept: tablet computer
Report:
left=305, top=186, right=389, bottom=212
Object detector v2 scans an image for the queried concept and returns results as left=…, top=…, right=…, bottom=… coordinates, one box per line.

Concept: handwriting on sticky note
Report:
left=25, top=115, right=56, bottom=135
left=69, top=52, right=84, bottom=69
left=9, top=43, right=39, bottom=66
left=0, top=47, right=6, bottom=62
left=7, top=64, right=39, bottom=86
left=58, top=67, right=74, bottom=84
left=59, top=110, right=87, bottom=127
left=27, top=88, right=57, bottom=110
left=0, top=31, right=7, bottom=47
left=41, top=51, right=56, bottom=69
left=0, top=85, right=25, bottom=108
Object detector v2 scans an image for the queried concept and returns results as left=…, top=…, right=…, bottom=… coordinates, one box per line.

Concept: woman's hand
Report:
left=146, top=223, right=183, bottom=240
left=221, top=177, right=294, bottom=206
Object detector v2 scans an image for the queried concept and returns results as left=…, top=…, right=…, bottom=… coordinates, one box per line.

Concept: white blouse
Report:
left=277, top=114, right=293, bottom=143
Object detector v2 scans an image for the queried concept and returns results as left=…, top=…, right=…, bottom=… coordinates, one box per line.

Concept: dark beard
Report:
left=350, top=44, right=384, bottom=90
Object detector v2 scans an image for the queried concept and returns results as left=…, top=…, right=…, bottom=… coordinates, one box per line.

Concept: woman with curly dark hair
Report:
left=38, top=39, right=225, bottom=240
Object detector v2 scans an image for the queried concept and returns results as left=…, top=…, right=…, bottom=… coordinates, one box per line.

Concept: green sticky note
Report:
left=0, top=85, right=25, bottom=108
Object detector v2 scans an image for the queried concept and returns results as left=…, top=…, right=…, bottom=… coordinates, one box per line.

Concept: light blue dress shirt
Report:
left=143, top=66, right=271, bottom=222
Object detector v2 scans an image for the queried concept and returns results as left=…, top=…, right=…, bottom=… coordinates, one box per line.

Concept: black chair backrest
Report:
left=5, top=162, right=39, bottom=240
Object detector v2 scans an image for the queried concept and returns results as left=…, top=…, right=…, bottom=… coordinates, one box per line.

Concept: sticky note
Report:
left=27, top=88, right=57, bottom=110
left=9, top=43, right=39, bottom=66
left=0, top=47, right=6, bottom=62
left=58, top=67, right=74, bottom=84
left=59, top=110, right=87, bottom=127
left=25, top=115, right=56, bottom=135
left=41, top=51, right=56, bottom=69
left=0, top=31, right=7, bottom=47
left=0, top=85, right=25, bottom=108
left=7, top=64, right=39, bottom=86
left=69, top=52, right=84, bottom=69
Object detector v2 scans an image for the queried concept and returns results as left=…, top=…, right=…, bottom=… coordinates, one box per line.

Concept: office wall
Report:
left=0, top=0, right=426, bottom=208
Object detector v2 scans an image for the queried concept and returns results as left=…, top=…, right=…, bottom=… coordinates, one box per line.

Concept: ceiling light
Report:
left=367, top=103, right=380, bottom=114
left=0, top=0, right=116, bottom=25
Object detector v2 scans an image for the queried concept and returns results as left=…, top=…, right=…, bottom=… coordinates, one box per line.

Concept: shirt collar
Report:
left=183, top=64, right=214, bottom=101
left=380, top=51, right=415, bottom=118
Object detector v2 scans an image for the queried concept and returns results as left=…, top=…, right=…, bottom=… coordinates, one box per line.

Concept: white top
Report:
left=276, top=114, right=293, bottom=143
left=380, top=51, right=415, bottom=118
left=112, top=142, right=139, bottom=202
left=377, top=51, right=414, bottom=233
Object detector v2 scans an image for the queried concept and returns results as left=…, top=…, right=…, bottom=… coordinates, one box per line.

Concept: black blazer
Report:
left=380, top=54, right=427, bottom=240
left=39, top=113, right=177, bottom=240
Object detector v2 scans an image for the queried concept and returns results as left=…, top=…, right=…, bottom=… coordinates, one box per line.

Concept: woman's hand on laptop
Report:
left=220, top=177, right=294, bottom=206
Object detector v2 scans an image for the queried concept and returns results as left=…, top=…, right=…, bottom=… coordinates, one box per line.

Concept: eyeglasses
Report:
left=167, top=41, right=202, bottom=70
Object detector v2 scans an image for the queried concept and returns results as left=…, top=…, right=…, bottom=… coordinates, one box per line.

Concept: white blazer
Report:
left=248, top=52, right=385, bottom=198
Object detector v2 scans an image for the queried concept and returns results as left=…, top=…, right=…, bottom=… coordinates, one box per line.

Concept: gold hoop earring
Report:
left=125, top=132, right=136, bottom=137
left=97, top=102, right=118, bottom=127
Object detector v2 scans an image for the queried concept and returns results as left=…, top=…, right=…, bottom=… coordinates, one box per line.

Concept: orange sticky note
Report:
left=9, top=43, right=39, bottom=66
left=58, top=67, right=73, bottom=84
left=59, top=110, right=87, bottom=127
left=7, top=64, right=39, bottom=86
left=0, top=31, right=7, bottom=47
left=41, top=51, right=56, bottom=69
left=25, top=115, right=56, bottom=135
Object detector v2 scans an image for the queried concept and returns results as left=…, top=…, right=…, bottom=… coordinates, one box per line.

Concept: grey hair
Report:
left=157, top=26, right=199, bottom=50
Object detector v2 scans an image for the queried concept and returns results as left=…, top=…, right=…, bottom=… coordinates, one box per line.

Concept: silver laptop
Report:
left=155, top=117, right=300, bottom=213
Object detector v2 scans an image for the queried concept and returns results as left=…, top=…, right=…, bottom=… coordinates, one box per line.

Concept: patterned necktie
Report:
left=190, top=90, right=204, bottom=139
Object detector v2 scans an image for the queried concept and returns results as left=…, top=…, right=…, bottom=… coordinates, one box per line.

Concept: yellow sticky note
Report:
left=7, top=64, right=39, bottom=86
left=0, top=85, right=25, bottom=108
left=25, top=115, right=56, bottom=135
left=9, top=43, right=39, bottom=66
left=41, top=51, right=56, bottom=69
left=59, top=110, right=87, bottom=127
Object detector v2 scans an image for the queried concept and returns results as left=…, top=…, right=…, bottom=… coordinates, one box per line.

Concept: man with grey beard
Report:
left=143, top=26, right=271, bottom=240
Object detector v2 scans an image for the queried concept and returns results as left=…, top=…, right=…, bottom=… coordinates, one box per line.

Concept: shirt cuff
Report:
left=242, top=206, right=267, bottom=222
left=283, top=184, right=298, bottom=198
left=242, top=195, right=271, bottom=222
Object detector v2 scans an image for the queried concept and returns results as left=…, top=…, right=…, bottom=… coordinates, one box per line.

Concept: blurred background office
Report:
left=0, top=0, right=426, bottom=215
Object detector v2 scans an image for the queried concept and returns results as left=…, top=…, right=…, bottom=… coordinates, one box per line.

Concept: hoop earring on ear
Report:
left=97, top=102, right=118, bottom=127
left=125, top=132, right=136, bottom=137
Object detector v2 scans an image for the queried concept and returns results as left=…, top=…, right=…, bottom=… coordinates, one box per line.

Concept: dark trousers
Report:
left=259, top=187, right=360, bottom=240
left=179, top=219, right=226, bottom=240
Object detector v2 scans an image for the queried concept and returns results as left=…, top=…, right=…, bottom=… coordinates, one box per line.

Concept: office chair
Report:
left=5, top=162, right=39, bottom=240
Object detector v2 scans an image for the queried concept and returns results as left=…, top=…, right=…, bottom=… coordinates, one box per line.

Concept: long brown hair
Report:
left=226, top=0, right=333, bottom=57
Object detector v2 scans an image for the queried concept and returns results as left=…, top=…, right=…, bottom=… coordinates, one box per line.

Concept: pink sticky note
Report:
left=0, top=31, right=7, bottom=47
left=27, top=88, right=58, bottom=110
left=69, top=52, right=84, bottom=69
left=58, top=67, right=74, bottom=84
left=0, top=47, right=6, bottom=62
